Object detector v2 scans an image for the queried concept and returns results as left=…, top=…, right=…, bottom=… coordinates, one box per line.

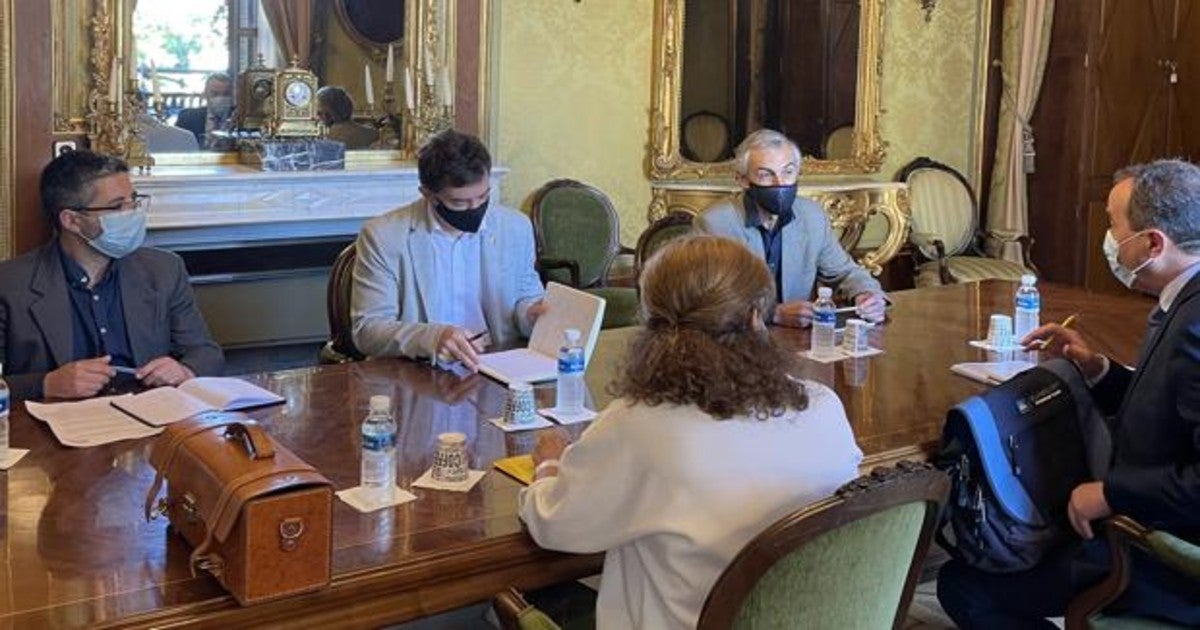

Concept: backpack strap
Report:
left=955, top=397, right=1044, bottom=526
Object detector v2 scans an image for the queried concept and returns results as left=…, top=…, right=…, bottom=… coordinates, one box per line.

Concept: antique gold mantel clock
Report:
left=266, top=59, right=320, bottom=137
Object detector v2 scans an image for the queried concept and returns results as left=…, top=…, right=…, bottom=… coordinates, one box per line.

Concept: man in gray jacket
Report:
left=696, top=129, right=886, bottom=327
left=351, top=130, right=545, bottom=370
left=0, top=150, right=223, bottom=400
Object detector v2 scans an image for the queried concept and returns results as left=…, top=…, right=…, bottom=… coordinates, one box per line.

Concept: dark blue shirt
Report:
left=58, top=244, right=135, bottom=370
left=744, top=195, right=794, bottom=302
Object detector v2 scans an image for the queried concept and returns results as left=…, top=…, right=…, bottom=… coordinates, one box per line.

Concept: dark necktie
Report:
left=1136, top=306, right=1168, bottom=365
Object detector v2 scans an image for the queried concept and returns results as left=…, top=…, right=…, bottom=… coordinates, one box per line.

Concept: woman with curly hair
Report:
left=517, top=235, right=863, bottom=630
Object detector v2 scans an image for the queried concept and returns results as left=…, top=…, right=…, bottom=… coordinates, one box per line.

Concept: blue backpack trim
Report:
left=955, top=397, right=1045, bottom=527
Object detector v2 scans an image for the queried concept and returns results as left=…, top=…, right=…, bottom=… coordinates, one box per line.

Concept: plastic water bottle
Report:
left=0, top=363, right=8, bottom=455
left=1014, top=274, right=1040, bottom=341
left=556, top=328, right=586, bottom=414
left=812, top=287, right=837, bottom=356
left=360, top=395, right=396, bottom=505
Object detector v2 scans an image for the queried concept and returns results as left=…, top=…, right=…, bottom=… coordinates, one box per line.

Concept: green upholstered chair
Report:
left=319, top=243, right=364, bottom=364
left=897, top=157, right=1036, bottom=288
left=697, top=462, right=949, bottom=630
left=530, top=179, right=639, bottom=329
left=1065, top=516, right=1200, bottom=630
left=493, top=463, right=948, bottom=630
left=823, top=124, right=856, bottom=160
left=682, top=111, right=732, bottom=162
left=634, top=211, right=694, bottom=281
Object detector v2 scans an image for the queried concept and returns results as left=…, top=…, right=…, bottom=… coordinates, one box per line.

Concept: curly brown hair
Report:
left=611, top=235, right=808, bottom=419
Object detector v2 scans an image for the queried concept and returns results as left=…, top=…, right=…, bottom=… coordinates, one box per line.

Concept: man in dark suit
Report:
left=0, top=150, right=223, bottom=400
left=938, top=159, right=1200, bottom=627
left=174, top=73, right=234, bottom=147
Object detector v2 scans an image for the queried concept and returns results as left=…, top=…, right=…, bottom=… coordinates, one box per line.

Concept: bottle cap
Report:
left=564, top=328, right=581, bottom=343
left=817, top=287, right=833, bottom=299
left=369, top=395, right=391, bottom=412
left=1021, top=274, right=1037, bottom=285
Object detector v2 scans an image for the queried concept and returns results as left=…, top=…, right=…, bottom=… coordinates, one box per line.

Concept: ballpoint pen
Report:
left=1034, top=313, right=1078, bottom=349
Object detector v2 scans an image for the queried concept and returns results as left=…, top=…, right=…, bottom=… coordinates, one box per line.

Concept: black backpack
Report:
left=934, top=359, right=1112, bottom=573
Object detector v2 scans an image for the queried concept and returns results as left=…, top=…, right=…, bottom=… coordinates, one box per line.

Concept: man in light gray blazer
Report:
left=696, top=129, right=886, bottom=327
left=351, top=130, right=545, bottom=370
left=0, top=151, right=223, bottom=400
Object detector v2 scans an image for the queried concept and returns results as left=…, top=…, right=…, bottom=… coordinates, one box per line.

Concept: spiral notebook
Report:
left=477, top=282, right=606, bottom=384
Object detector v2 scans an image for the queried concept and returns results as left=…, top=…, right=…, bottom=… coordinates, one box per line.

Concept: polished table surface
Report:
left=0, top=280, right=1154, bottom=628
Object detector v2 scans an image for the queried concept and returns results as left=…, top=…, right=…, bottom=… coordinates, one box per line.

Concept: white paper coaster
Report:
left=538, top=407, right=598, bottom=425
left=486, top=416, right=554, bottom=432
left=411, top=468, right=487, bottom=493
left=0, top=448, right=30, bottom=470
left=968, top=339, right=1024, bottom=352
left=336, top=485, right=418, bottom=513
left=801, top=346, right=884, bottom=364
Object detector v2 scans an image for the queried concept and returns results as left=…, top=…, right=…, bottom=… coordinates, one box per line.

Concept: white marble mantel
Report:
left=134, top=164, right=509, bottom=249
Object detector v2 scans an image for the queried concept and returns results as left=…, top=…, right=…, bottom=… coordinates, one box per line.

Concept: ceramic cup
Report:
left=502, top=382, right=538, bottom=426
left=987, top=314, right=1015, bottom=349
left=431, top=432, right=469, bottom=483
left=842, top=318, right=871, bottom=354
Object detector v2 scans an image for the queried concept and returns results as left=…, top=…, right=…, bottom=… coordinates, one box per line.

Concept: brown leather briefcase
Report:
left=145, top=411, right=333, bottom=605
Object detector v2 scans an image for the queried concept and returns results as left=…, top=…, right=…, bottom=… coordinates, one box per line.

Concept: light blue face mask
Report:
left=86, top=209, right=147, bottom=259
left=1102, top=229, right=1152, bottom=288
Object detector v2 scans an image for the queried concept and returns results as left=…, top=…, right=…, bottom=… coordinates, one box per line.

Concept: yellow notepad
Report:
left=493, top=454, right=536, bottom=485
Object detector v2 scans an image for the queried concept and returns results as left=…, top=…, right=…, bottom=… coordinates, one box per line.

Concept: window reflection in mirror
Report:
left=680, top=0, right=860, bottom=163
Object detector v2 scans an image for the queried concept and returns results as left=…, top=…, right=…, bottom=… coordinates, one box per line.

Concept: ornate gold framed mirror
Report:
left=51, top=0, right=455, bottom=165
left=648, top=0, right=887, bottom=180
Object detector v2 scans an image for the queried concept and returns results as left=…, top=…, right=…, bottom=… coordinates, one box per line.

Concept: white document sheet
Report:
left=478, top=282, right=607, bottom=384
left=950, top=360, right=1036, bottom=385
left=25, top=395, right=163, bottom=448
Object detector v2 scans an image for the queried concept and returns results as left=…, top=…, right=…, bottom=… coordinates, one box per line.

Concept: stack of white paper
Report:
left=950, top=360, right=1036, bottom=385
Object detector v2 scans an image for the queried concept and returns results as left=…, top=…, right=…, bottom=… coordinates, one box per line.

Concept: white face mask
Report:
left=1103, top=229, right=1152, bottom=288
left=86, top=209, right=148, bottom=259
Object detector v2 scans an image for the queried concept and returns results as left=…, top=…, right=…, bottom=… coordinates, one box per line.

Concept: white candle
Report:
left=386, top=43, right=395, bottom=83
left=364, top=63, right=375, bottom=107
left=439, top=63, right=453, bottom=108
left=404, top=65, right=415, bottom=111
left=109, top=55, right=120, bottom=103
left=150, top=60, right=162, bottom=104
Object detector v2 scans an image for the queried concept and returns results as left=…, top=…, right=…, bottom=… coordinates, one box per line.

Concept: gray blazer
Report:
left=695, top=193, right=882, bottom=302
left=351, top=200, right=545, bottom=360
left=0, top=242, right=224, bottom=399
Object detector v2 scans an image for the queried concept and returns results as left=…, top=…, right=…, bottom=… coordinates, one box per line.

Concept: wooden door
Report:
left=1166, top=0, right=1200, bottom=161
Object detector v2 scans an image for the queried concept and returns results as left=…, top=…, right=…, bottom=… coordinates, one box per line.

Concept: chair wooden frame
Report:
left=1065, top=515, right=1198, bottom=629
left=696, top=462, right=950, bottom=630
left=897, top=157, right=1037, bottom=285
left=530, top=179, right=634, bottom=289
left=494, top=586, right=533, bottom=630
left=634, top=211, right=694, bottom=280
left=320, top=243, right=364, bottom=363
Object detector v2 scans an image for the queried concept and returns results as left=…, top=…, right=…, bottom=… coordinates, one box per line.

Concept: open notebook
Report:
left=110, top=377, right=285, bottom=426
left=478, top=282, right=606, bottom=384
left=950, top=360, right=1036, bottom=385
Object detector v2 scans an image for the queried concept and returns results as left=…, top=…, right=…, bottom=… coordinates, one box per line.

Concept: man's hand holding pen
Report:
left=435, top=327, right=489, bottom=373
left=1022, top=313, right=1106, bottom=380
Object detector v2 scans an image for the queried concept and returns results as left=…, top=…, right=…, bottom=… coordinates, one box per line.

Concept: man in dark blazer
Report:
left=939, top=160, right=1200, bottom=627
left=174, top=73, right=234, bottom=147
left=0, top=150, right=223, bottom=400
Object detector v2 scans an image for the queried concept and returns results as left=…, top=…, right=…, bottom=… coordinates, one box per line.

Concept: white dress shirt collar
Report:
left=1159, top=259, right=1200, bottom=313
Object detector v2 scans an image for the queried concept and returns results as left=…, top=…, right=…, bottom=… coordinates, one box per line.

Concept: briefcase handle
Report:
left=224, top=422, right=275, bottom=460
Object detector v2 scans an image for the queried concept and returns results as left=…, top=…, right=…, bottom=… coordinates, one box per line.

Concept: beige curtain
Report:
left=261, top=0, right=313, bottom=68
left=986, top=0, right=1054, bottom=263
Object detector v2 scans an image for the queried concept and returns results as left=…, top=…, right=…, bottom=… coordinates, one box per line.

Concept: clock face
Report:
left=284, top=80, right=313, bottom=107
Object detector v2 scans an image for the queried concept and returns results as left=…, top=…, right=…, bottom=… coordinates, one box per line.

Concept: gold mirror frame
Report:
left=53, top=0, right=455, bottom=165
left=648, top=0, right=887, bottom=180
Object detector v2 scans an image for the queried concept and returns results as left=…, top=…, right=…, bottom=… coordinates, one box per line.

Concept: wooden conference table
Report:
left=0, top=280, right=1154, bottom=628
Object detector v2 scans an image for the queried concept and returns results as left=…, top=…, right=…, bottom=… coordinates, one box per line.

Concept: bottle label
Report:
left=558, top=353, right=585, bottom=373
left=362, top=432, right=395, bottom=451
left=1016, top=295, right=1040, bottom=310
left=814, top=310, right=836, bottom=325
left=0, top=394, right=7, bottom=416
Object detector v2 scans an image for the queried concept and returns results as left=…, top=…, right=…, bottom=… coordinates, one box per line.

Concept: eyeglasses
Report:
left=72, top=192, right=152, bottom=213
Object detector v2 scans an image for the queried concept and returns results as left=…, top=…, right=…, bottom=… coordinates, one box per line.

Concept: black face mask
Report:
left=746, top=183, right=798, bottom=217
left=433, top=198, right=489, bottom=233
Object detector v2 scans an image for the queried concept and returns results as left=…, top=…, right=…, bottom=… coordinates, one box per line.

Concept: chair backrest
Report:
left=823, top=125, right=856, bottom=159
left=326, top=243, right=363, bottom=361
left=897, top=157, right=978, bottom=260
left=635, top=211, right=695, bottom=277
left=697, top=463, right=950, bottom=630
left=682, top=111, right=732, bottom=162
left=530, top=179, right=622, bottom=288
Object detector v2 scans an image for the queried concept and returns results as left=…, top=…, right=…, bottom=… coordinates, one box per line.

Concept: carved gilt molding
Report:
left=648, top=0, right=888, bottom=181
